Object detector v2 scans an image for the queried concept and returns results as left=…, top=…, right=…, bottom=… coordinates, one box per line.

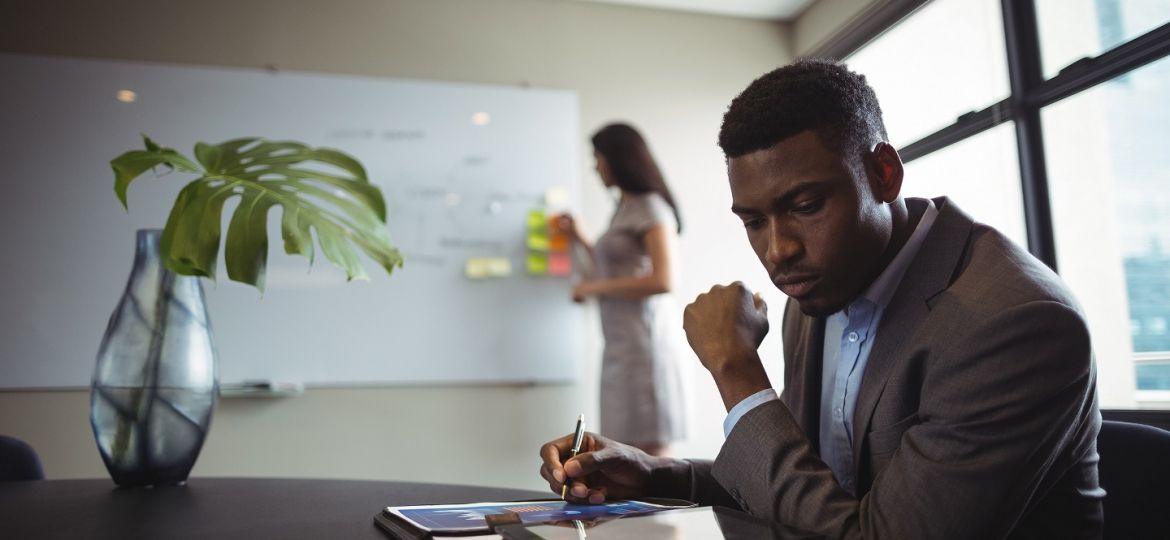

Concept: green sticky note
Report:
left=527, top=233, right=550, bottom=251
left=527, top=209, right=547, bottom=231
left=527, top=253, right=549, bottom=274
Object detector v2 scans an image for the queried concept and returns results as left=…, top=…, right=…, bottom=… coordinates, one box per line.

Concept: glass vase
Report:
left=90, top=229, right=218, bottom=487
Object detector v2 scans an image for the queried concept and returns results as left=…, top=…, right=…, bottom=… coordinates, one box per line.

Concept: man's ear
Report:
left=866, top=142, right=904, bottom=203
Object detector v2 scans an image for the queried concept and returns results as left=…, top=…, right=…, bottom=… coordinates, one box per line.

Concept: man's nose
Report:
left=766, top=220, right=803, bottom=266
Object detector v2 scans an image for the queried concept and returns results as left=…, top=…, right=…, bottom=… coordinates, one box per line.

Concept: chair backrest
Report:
left=1097, top=420, right=1170, bottom=540
left=0, top=435, right=45, bottom=481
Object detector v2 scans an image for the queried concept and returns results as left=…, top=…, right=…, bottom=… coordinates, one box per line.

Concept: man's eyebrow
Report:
left=730, top=180, right=831, bottom=215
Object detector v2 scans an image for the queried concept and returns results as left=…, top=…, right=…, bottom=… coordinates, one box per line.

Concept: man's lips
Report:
left=773, top=275, right=819, bottom=298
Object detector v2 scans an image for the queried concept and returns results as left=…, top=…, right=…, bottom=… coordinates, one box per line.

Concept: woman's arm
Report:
left=575, top=223, right=675, bottom=300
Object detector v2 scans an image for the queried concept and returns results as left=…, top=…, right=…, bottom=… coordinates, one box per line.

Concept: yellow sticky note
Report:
left=545, top=187, right=569, bottom=208
left=486, top=257, right=512, bottom=277
left=465, top=258, right=489, bottom=280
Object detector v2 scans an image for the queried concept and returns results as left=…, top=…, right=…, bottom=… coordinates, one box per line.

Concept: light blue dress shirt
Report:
left=818, top=297, right=880, bottom=494
left=723, top=200, right=939, bottom=495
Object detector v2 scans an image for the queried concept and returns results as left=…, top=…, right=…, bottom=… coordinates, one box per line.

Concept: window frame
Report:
left=812, top=0, right=1170, bottom=419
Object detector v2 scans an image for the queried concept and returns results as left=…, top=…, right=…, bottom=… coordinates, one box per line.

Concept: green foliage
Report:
left=112, top=135, right=403, bottom=290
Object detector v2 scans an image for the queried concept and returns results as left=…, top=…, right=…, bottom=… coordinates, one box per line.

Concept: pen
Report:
left=561, top=413, right=586, bottom=500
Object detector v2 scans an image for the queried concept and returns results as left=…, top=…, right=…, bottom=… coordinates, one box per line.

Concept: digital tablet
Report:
left=385, top=499, right=691, bottom=535
left=510, top=506, right=788, bottom=539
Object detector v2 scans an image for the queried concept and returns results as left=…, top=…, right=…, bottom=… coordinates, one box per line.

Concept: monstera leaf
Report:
left=112, top=135, right=403, bottom=290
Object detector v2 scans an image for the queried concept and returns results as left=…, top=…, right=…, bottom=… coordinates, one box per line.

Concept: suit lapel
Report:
left=851, top=197, right=975, bottom=470
left=849, top=281, right=930, bottom=470
left=795, top=316, right=825, bottom=449
left=781, top=299, right=825, bottom=452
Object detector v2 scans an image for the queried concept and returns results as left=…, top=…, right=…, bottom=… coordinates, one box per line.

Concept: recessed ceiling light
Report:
left=471, top=112, right=491, bottom=126
left=116, top=89, right=137, bottom=103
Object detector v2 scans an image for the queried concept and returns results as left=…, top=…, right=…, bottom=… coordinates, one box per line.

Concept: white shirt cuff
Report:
left=723, top=388, right=779, bottom=437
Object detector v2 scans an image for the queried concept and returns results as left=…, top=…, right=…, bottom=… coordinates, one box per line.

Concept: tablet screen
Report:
left=387, top=499, right=682, bottom=533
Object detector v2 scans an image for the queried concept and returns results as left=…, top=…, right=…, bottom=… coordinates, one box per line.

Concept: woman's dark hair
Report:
left=591, top=123, right=682, bottom=233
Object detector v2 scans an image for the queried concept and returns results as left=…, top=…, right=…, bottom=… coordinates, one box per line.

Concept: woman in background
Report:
left=560, top=123, right=686, bottom=457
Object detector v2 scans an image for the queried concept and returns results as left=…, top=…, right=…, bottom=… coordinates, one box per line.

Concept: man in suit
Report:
left=538, top=59, right=1104, bottom=538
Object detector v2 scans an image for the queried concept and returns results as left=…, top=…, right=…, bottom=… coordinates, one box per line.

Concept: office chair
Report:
left=1097, top=420, right=1170, bottom=540
left=0, top=435, right=45, bottom=481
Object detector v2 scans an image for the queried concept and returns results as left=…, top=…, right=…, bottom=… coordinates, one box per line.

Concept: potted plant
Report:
left=91, top=135, right=403, bottom=487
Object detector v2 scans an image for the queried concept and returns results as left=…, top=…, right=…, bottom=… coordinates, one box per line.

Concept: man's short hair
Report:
left=719, top=59, right=889, bottom=159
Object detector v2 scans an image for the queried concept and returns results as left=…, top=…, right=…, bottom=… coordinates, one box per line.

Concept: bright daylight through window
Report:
left=847, top=0, right=1170, bottom=410
left=1045, top=53, right=1170, bottom=406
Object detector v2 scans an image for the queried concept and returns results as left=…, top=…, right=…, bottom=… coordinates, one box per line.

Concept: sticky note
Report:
left=465, top=258, right=489, bottom=280
left=486, top=257, right=512, bottom=277
left=549, top=234, right=569, bottom=252
left=527, top=233, right=550, bottom=251
left=527, top=254, right=548, bottom=274
left=467, top=257, right=513, bottom=279
left=549, top=252, right=571, bottom=276
left=545, top=187, right=569, bottom=208
left=527, top=209, right=547, bottom=231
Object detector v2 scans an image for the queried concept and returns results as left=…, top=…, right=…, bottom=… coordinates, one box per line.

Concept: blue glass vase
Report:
left=90, top=229, right=218, bottom=487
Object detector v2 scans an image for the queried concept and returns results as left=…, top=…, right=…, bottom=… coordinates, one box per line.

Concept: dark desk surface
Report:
left=0, top=477, right=548, bottom=539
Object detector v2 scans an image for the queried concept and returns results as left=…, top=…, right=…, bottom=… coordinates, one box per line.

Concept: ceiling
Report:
left=563, top=0, right=817, bottom=21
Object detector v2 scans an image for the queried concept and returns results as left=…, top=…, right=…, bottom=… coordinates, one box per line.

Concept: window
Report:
left=1045, top=54, right=1170, bottom=406
left=846, top=0, right=1009, bottom=147
left=901, top=123, right=1026, bottom=246
left=839, top=0, right=1170, bottom=411
left=1036, top=0, right=1170, bottom=79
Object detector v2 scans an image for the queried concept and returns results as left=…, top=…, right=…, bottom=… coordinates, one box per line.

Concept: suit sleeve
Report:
left=642, top=458, right=741, bottom=508
left=711, top=300, right=1097, bottom=539
left=686, top=460, right=741, bottom=508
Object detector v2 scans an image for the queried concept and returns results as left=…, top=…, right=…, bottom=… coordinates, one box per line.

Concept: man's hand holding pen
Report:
left=539, top=432, right=677, bottom=504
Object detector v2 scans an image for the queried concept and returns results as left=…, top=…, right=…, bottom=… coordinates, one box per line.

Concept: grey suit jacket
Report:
left=686, top=197, right=1104, bottom=539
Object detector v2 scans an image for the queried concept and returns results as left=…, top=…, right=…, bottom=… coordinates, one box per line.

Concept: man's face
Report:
left=729, top=130, right=893, bottom=317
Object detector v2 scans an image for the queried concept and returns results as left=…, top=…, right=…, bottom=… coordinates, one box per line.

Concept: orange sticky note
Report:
left=549, top=234, right=569, bottom=252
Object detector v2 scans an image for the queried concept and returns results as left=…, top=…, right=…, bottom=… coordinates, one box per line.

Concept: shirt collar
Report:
left=859, top=199, right=940, bottom=309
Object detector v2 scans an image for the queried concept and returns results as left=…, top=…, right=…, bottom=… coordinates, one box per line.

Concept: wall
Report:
left=792, top=0, right=882, bottom=56
left=0, top=0, right=790, bottom=490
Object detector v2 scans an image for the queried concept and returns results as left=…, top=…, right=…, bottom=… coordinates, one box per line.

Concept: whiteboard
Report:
left=0, top=53, right=582, bottom=388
